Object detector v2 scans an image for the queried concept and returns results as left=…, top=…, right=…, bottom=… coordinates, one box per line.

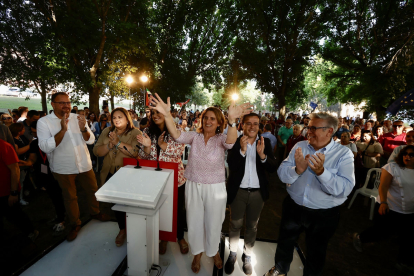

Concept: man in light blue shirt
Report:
left=265, top=112, right=355, bottom=276
left=261, top=124, right=277, bottom=151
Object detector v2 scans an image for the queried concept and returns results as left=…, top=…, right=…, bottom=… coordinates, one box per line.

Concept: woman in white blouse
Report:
left=353, top=145, right=414, bottom=272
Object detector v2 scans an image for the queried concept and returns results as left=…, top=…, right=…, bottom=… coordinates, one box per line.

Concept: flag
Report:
left=386, top=88, right=414, bottom=116
left=145, top=88, right=152, bottom=107
left=177, top=99, right=190, bottom=107
left=310, top=101, right=318, bottom=110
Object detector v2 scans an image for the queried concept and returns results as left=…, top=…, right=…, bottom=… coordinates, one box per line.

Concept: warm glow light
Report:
left=126, top=76, right=133, bottom=84
left=231, top=93, right=239, bottom=101
left=140, top=75, right=148, bottom=83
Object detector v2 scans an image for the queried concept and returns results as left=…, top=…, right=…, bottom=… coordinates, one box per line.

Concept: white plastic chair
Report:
left=348, top=168, right=382, bottom=220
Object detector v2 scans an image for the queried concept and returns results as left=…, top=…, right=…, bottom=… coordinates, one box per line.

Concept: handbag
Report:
left=355, top=143, right=371, bottom=169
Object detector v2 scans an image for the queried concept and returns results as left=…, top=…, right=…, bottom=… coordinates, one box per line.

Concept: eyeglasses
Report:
left=2, top=117, right=12, bottom=120
left=53, top=101, right=71, bottom=106
left=392, top=125, right=403, bottom=128
left=403, top=152, right=414, bottom=158
left=308, top=126, right=330, bottom=132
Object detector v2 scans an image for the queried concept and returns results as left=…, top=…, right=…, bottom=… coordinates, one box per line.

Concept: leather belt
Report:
left=240, top=187, right=260, bottom=192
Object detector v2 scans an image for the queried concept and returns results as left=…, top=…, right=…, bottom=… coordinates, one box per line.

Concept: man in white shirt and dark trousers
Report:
left=37, top=92, right=109, bottom=242
left=225, top=113, right=277, bottom=275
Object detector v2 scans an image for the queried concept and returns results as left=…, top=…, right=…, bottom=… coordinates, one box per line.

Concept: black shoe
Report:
left=224, top=252, right=237, bottom=274
left=242, top=254, right=252, bottom=275
left=264, top=266, right=285, bottom=276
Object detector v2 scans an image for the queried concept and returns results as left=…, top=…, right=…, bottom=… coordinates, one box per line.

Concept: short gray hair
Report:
left=309, top=112, right=339, bottom=133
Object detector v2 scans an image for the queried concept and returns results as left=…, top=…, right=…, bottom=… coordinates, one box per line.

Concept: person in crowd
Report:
left=269, top=116, right=276, bottom=134
left=11, top=109, right=19, bottom=123
left=375, top=125, right=383, bottom=141
left=17, top=107, right=28, bottom=122
left=137, top=108, right=188, bottom=255
left=91, top=114, right=111, bottom=138
left=388, top=130, right=414, bottom=164
left=128, top=110, right=140, bottom=128
left=37, top=92, right=109, bottom=242
left=261, top=124, right=277, bottom=152
left=354, top=130, right=383, bottom=188
left=0, top=123, right=15, bottom=148
left=383, top=120, right=392, bottom=133
left=21, top=110, right=40, bottom=141
left=276, top=118, right=293, bottom=164
left=9, top=123, right=31, bottom=205
left=149, top=93, right=252, bottom=273
left=362, top=120, right=373, bottom=131
left=172, top=110, right=180, bottom=125
left=38, top=111, right=47, bottom=118
left=93, top=107, right=141, bottom=247
left=265, top=112, right=355, bottom=276
left=380, top=120, right=406, bottom=159
left=350, top=124, right=362, bottom=142
left=284, top=124, right=307, bottom=159
left=100, top=105, right=109, bottom=115
left=300, top=116, right=310, bottom=138
left=0, top=138, right=39, bottom=245
left=335, top=122, right=350, bottom=141
left=1, top=113, right=13, bottom=127
left=139, top=117, right=150, bottom=131
left=73, top=106, right=78, bottom=112
left=193, top=113, right=201, bottom=129
left=145, top=107, right=151, bottom=119
left=84, top=107, right=89, bottom=117
left=86, top=112, right=97, bottom=128
left=340, top=132, right=357, bottom=158
left=70, top=109, right=77, bottom=114
left=353, top=145, right=414, bottom=275
left=18, top=121, right=66, bottom=235
left=225, top=113, right=277, bottom=275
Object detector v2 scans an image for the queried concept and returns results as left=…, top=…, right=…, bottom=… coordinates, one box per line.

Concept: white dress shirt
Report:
left=239, top=135, right=266, bottom=189
left=37, top=112, right=95, bottom=174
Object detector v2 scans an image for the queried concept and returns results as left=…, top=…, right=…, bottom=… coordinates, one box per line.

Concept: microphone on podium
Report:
left=123, top=146, right=141, bottom=169
left=135, top=144, right=162, bottom=171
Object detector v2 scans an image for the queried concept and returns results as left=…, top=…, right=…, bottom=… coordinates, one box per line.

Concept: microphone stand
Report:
left=123, top=146, right=141, bottom=169
left=136, top=144, right=162, bottom=171
left=155, top=145, right=162, bottom=171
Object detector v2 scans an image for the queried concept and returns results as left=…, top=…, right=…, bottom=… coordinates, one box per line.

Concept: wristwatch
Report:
left=229, top=122, right=237, bottom=128
left=81, top=127, right=88, bottom=133
left=10, top=190, right=18, bottom=196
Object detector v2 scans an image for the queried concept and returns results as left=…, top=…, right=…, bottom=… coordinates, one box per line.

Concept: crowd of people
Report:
left=0, top=93, right=413, bottom=276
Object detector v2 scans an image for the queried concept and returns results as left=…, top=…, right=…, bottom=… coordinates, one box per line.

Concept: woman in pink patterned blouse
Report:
left=136, top=109, right=188, bottom=255
left=150, top=93, right=252, bottom=273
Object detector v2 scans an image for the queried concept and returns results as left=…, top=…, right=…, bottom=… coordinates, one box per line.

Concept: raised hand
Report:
left=228, top=102, right=253, bottom=122
left=256, top=136, right=266, bottom=159
left=158, top=131, right=167, bottom=147
left=308, top=152, right=325, bottom=176
left=294, top=147, right=309, bottom=175
left=77, top=114, right=86, bottom=131
left=240, top=135, right=249, bottom=154
left=61, top=113, right=69, bottom=132
left=149, top=93, right=171, bottom=117
left=137, top=133, right=151, bottom=148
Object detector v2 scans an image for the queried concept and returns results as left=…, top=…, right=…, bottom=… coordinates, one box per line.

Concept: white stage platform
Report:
left=21, top=220, right=127, bottom=276
left=157, top=235, right=304, bottom=276
left=20, top=220, right=304, bottom=276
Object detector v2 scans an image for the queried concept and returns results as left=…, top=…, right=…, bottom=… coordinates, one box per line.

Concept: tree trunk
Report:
left=277, top=91, right=286, bottom=118
left=89, top=85, right=101, bottom=116
left=110, top=90, right=115, bottom=110
left=40, top=80, right=48, bottom=113
left=375, top=105, right=386, bottom=121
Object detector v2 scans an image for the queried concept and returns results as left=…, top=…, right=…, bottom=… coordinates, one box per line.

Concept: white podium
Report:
left=95, top=165, right=174, bottom=276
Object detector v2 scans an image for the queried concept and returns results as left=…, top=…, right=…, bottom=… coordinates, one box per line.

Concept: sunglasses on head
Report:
left=403, top=152, right=414, bottom=158
left=393, top=125, right=403, bottom=128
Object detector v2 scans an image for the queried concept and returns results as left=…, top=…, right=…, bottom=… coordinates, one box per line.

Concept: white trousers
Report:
left=185, top=180, right=227, bottom=257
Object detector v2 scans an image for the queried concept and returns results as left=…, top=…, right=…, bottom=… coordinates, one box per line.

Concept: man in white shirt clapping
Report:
left=37, top=92, right=109, bottom=242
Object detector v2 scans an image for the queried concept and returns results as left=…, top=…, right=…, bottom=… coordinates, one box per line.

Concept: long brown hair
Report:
left=109, top=107, right=135, bottom=135
left=197, top=107, right=225, bottom=134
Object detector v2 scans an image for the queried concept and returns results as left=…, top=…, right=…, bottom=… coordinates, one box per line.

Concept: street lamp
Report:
left=140, top=75, right=148, bottom=110
left=126, top=76, right=134, bottom=109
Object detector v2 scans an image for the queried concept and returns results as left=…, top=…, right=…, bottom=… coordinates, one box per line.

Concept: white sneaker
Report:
left=20, top=199, right=29, bottom=205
